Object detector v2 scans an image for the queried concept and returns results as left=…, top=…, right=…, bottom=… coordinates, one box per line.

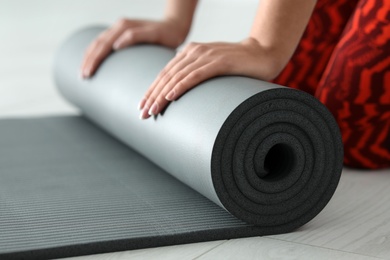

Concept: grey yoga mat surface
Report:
left=0, top=27, right=343, bottom=259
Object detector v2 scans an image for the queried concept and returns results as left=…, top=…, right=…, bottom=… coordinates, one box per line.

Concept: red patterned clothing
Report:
left=273, top=0, right=390, bottom=169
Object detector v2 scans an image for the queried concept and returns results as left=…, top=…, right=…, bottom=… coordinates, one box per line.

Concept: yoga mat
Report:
left=0, top=26, right=343, bottom=259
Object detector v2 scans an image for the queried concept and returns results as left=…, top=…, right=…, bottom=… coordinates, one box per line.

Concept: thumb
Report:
left=113, top=27, right=158, bottom=50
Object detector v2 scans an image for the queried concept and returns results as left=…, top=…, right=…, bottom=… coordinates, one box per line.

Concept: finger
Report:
left=81, top=36, right=105, bottom=77
left=81, top=20, right=135, bottom=78
left=81, top=40, right=113, bottom=78
left=143, top=59, right=210, bottom=119
left=139, top=41, right=209, bottom=113
left=165, top=62, right=220, bottom=101
left=84, top=30, right=110, bottom=57
left=81, top=35, right=116, bottom=77
left=145, top=54, right=196, bottom=108
left=138, top=51, right=187, bottom=110
left=113, top=26, right=158, bottom=50
left=140, top=54, right=197, bottom=119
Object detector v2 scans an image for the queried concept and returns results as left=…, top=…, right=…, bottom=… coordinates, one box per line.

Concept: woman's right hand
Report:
left=80, top=18, right=188, bottom=78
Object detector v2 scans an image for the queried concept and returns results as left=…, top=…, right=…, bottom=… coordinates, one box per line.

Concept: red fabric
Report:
left=273, top=0, right=390, bottom=169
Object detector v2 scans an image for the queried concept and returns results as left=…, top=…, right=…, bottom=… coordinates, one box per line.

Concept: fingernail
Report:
left=148, top=102, right=159, bottom=116
left=138, top=98, right=146, bottom=110
left=139, top=111, right=144, bottom=120
left=165, top=90, right=176, bottom=101
left=139, top=108, right=149, bottom=120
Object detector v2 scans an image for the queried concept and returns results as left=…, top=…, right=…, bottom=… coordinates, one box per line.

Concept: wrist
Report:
left=239, top=37, right=285, bottom=81
left=163, top=17, right=190, bottom=45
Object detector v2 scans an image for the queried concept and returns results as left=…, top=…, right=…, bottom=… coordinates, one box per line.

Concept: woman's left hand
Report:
left=138, top=38, right=282, bottom=119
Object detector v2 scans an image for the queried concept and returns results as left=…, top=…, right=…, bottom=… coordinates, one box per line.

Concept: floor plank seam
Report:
left=192, top=240, right=229, bottom=259
left=264, top=236, right=384, bottom=259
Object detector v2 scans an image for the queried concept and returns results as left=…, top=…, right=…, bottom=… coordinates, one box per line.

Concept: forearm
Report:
left=164, top=0, right=198, bottom=41
left=248, top=0, right=317, bottom=80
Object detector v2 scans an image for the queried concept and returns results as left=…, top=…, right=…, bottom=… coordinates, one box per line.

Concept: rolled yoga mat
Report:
left=0, top=27, right=343, bottom=259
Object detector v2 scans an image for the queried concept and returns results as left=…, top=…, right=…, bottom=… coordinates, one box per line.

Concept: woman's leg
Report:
left=272, top=0, right=358, bottom=95
left=316, top=0, right=390, bottom=169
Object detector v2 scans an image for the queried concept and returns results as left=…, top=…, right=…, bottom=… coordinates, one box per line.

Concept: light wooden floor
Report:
left=1, top=1, right=389, bottom=259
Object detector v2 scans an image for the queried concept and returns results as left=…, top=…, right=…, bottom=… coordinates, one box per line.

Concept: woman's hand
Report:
left=138, top=38, right=282, bottom=119
left=80, top=18, right=188, bottom=78
left=137, top=0, right=317, bottom=120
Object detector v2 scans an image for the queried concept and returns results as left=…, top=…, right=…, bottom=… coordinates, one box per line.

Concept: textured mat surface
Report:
left=0, top=116, right=256, bottom=259
left=0, top=27, right=343, bottom=259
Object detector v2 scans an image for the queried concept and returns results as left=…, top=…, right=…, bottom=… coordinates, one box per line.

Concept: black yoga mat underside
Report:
left=0, top=27, right=343, bottom=259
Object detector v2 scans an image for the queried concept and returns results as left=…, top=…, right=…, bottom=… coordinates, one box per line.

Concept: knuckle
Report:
left=193, top=44, right=208, bottom=54
left=159, top=68, right=167, bottom=76
left=94, top=31, right=111, bottom=46
left=123, top=29, right=133, bottom=38
left=187, top=42, right=197, bottom=48
left=173, top=72, right=184, bottom=81
left=147, top=96, right=156, bottom=105
left=185, top=42, right=199, bottom=53
left=88, top=42, right=99, bottom=52
left=206, top=47, right=217, bottom=56
left=95, top=38, right=108, bottom=47
left=145, top=99, right=154, bottom=109
left=97, top=31, right=108, bottom=40
left=163, top=71, right=174, bottom=80
left=175, top=81, right=185, bottom=91
left=116, top=18, right=128, bottom=28
left=162, top=87, right=172, bottom=96
left=189, top=71, right=202, bottom=80
left=155, top=95, right=165, bottom=105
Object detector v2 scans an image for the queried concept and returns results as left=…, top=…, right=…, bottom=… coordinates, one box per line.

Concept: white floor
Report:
left=1, top=1, right=389, bottom=259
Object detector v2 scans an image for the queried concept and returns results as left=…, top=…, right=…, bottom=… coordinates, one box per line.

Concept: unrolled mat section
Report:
left=55, top=27, right=344, bottom=232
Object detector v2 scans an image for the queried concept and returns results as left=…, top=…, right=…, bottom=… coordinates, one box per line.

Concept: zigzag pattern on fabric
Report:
left=317, top=0, right=390, bottom=169
left=274, top=0, right=390, bottom=169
